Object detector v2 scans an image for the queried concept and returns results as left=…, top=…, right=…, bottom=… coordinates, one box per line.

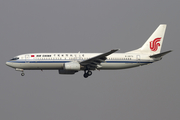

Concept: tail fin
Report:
left=128, top=24, right=167, bottom=55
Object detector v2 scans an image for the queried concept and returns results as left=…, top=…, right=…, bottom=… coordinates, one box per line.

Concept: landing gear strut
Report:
left=83, top=69, right=92, bottom=78
left=15, top=68, right=25, bottom=76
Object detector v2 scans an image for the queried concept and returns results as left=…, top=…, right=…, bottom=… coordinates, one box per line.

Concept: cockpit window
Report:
left=10, top=57, right=19, bottom=60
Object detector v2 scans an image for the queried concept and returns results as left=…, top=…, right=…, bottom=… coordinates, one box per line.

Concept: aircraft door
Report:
left=136, top=55, right=140, bottom=63
left=78, top=54, right=82, bottom=61
left=25, top=55, right=29, bottom=63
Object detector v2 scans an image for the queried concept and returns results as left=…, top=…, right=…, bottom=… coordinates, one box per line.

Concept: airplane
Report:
left=6, top=24, right=172, bottom=78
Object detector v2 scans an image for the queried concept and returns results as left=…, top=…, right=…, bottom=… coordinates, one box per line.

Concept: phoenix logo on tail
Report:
left=150, top=38, right=161, bottom=51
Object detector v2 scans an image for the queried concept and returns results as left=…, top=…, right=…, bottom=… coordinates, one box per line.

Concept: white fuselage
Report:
left=5, top=24, right=170, bottom=78
left=6, top=53, right=157, bottom=70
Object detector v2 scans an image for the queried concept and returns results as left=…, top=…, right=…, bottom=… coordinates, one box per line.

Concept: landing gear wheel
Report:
left=87, top=71, right=92, bottom=76
left=83, top=69, right=92, bottom=78
left=21, top=73, right=25, bottom=76
left=83, top=73, right=89, bottom=78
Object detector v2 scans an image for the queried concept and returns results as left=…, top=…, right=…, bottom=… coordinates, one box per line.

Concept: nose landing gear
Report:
left=21, top=72, right=25, bottom=76
left=15, top=68, right=25, bottom=76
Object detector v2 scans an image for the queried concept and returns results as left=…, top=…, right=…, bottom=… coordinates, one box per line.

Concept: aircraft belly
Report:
left=100, top=63, right=142, bottom=70
left=17, top=63, right=64, bottom=69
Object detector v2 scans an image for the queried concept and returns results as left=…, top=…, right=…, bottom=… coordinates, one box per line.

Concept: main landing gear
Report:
left=83, top=70, right=92, bottom=78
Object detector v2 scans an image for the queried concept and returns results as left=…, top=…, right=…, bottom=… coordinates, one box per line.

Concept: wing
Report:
left=80, top=49, right=119, bottom=68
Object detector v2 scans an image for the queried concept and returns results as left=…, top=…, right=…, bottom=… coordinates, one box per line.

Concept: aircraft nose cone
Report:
left=6, top=61, right=16, bottom=68
left=6, top=62, right=9, bottom=65
left=6, top=61, right=11, bottom=67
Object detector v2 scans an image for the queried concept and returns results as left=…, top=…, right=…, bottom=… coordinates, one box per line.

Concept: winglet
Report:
left=108, top=49, right=120, bottom=55
left=111, top=49, right=120, bottom=52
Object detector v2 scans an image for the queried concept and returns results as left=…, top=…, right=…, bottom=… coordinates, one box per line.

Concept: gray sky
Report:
left=0, top=0, right=179, bottom=120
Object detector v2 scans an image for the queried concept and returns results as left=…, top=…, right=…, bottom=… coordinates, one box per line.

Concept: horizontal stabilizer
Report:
left=150, top=50, right=172, bottom=58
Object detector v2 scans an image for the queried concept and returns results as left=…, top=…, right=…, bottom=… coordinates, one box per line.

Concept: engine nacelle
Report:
left=58, top=70, right=77, bottom=74
left=63, top=62, right=80, bottom=71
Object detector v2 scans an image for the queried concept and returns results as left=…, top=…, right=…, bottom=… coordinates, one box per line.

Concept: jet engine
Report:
left=63, top=61, right=81, bottom=71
